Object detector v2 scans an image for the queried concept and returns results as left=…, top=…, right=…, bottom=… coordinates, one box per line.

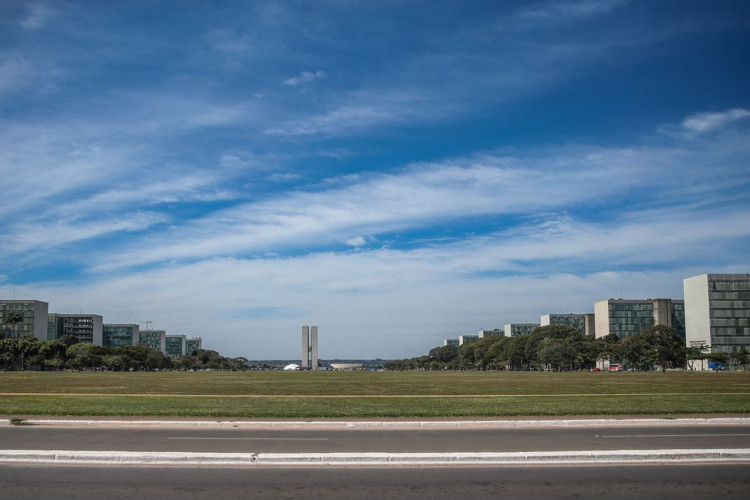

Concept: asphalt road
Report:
left=1, top=463, right=749, bottom=499
left=2, top=423, right=750, bottom=453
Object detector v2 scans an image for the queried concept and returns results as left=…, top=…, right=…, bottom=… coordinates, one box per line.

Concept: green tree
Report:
left=0, top=339, right=19, bottom=370
left=705, top=352, right=729, bottom=372
left=730, top=348, right=750, bottom=372
left=537, top=338, right=576, bottom=371
left=507, top=335, right=530, bottom=371
left=58, top=334, right=81, bottom=347
left=428, top=345, right=458, bottom=364
left=1, top=310, right=25, bottom=339
left=66, top=343, right=102, bottom=370
left=620, top=326, right=686, bottom=372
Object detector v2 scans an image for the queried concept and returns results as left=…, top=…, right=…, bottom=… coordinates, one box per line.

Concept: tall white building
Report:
left=684, top=273, right=750, bottom=353
left=302, top=325, right=319, bottom=370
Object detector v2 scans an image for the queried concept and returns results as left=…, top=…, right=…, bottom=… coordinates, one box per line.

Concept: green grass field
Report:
left=1, top=371, right=748, bottom=418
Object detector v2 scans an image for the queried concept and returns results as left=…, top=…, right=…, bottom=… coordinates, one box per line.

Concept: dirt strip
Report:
left=2, top=392, right=750, bottom=398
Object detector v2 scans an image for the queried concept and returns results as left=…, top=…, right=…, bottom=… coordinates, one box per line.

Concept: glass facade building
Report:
left=139, top=329, right=166, bottom=352
left=47, top=314, right=103, bottom=344
left=185, top=337, right=202, bottom=355
left=540, top=314, right=588, bottom=334
left=459, top=334, right=479, bottom=345
left=685, top=274, right=750, bottom=353
left=595, top=299, right=686, bottom=340
left=165, top=335, right=186, bottom=357
left=103, top=324, right=140, bottom=348
left=478, top=329, right=505, bottom=338
left=504, top=323, right=540, bottom=337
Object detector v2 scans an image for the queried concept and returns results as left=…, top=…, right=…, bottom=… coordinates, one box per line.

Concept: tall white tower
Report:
left=301, top=325, right=319, bottom=370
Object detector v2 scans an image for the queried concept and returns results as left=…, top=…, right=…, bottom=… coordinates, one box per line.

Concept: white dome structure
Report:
left=283, top=363, right=301, bottom=371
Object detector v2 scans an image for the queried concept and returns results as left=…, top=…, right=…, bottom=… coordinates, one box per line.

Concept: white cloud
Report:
left=284, top=70, right=326, bottom=86
left=265, top=105, right=400, bottom=136
left=682, top=108, right=750, bottom=134
left=346, top=236, right=367, bottom=247
left=73, top=129, right=750, bottom=273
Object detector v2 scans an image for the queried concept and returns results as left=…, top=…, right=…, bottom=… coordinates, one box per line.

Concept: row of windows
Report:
left=710, top=300, right=750, bottom=309
left=711, top=281, right=750, bottom=291
left=712, top=318, right=750, bottom=327
left=610, top=304, right=653, bottom=311
left=712, top=327, right=750, bottom=336
left=712, top=310, right=749, bottom=318
left=710, top=291, right=750, bottom=300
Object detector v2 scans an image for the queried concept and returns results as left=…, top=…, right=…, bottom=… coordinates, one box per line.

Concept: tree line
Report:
left=385, top=324, right=750, bottom=372
left=0, top=334, right=250, bottom=372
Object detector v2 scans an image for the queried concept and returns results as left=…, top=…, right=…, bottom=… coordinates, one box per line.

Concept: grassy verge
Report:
left=1, top=394, right=749, bottom=418
left=1, top=371, right=748, bottom=417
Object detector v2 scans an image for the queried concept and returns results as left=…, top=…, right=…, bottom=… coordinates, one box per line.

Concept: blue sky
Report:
left=1, top=1, right=749, bottom=359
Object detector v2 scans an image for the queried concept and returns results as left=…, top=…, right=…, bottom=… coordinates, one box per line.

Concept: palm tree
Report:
left=2, top=310, right=25, bottom=339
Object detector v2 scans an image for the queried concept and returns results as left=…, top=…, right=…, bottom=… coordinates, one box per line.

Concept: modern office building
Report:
left=594, top=298, right=685, bottom=340
left=504, top=323, right=540, bottom=337
left=684, top=273, right=750, bottom=353
left=458, top=334, right=479, bottom=345
left=443, top=338, right=459, bottom=347
left=540, top=314, right=590, bottom=335
left=139, top=329, right=167, bottom=353
left=185, top=337, right=202, bottom=355
left=301, top=325, right=319, bottom=370
left=103, top=324, right=140, bottom=348
left=165, top=335, right=187, bottom=357
left=478, top=329, right=505, bottom=338
left=0, top=300, right=49, bottom=340
left=47, top=313, right=103, bottom=345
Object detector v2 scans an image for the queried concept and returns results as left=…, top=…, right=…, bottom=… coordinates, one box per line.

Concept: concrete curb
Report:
left=2, top=417, right=750, bottom=428
left=1, top=449, right=749, bottom=466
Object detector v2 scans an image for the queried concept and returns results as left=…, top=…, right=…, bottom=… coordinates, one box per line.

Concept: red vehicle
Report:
left=608, top=364, right=622, bottom=372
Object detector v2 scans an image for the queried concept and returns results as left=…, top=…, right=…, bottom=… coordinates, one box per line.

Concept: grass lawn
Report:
left=1, top=371, right=748, bottom=418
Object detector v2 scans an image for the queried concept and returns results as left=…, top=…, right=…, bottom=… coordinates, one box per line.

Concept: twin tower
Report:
left=301, top=325, right=318, bottom=370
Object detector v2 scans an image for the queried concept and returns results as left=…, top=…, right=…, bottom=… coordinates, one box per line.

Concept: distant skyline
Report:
left=1, top=1, right=749, bottom=359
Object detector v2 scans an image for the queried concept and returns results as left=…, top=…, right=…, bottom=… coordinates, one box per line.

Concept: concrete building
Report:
left=458, top=334, right=479, bottom=345
left=684, top=273, right=750, bottom=354
left=48, top=313, right=103, bottom=345
left=504, top=323, right=539, bottom=337
left=594, top=298, right=685, bottom=340
left=301, top=325, right=319, bottom=370
left=0, top=300, right=49, bottom=340
left=185, top=337, right=202, bottom=355
left=478, top=329, right=505, bottom=338
left=139, top=329, right=167, bottom=353
left=584, top=313, right=596, bottom=337
left=443, top=338, right=459, bottom=347
left=165, top=335, right=187, bottom=357
left=103, top=324, right=140, bottom=348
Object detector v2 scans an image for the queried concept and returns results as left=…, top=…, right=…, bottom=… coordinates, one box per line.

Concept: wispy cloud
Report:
left=80, top=119, right=750, bottom=273
left=682, top=108, right=750, bottom=134
left=284, top=70, right=326, bottom=86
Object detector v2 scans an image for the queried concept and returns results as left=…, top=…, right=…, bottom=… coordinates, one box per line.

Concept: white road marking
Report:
left=596, top=433, right=750, bottom=438
left=167, top=437, right=328, bottom=441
